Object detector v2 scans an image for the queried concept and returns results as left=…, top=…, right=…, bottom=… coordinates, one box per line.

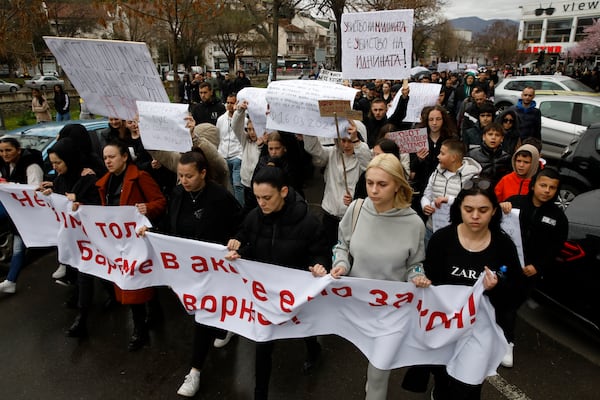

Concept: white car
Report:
left=0, top=79, right=19, bottom=93
left=494, top=75, right=598, bottom=112
left=24, top=75, right=65, bottom=90
left=537, top=95, right=600, bottom=159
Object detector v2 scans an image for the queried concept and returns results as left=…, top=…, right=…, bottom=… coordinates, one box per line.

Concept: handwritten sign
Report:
left=317, top=69, right=344, bottom=84
left=236, top=87, right=270, bottom=136
left=447, top=61, right=459, bottom=72
left=501, top=209, right=525, bottom=267
left=341, top=10, right=413, bottom=80
left=265, top=80, right=358, bottom=138
left=44, top=37, right=169, bottom=121
left=318, top=100, right=352, bottom=116
left=387, top=82, right=441, bottom=123
left=136, top=101, right=191, bottom=152
left=386, top=127, right=429, bottom=154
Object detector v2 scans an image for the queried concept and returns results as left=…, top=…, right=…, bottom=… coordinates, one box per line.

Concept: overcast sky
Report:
left=444, top=0, right=525, bottom=21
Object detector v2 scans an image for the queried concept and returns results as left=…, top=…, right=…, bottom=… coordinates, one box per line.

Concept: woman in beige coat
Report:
left=31, top=89, right=52, bottom=123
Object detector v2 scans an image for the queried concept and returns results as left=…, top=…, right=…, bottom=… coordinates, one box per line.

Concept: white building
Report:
left=518, top=1, right=600, bottom=57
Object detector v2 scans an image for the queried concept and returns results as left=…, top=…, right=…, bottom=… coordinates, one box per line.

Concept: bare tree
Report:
left=474, top=21, right=519, bottom=66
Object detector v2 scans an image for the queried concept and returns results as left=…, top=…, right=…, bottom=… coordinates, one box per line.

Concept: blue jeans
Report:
left=227, top=158, right=244, bottom=206
left=56, top=112, right=71, bottom=121
left=7, top=234, right=25, bottom=283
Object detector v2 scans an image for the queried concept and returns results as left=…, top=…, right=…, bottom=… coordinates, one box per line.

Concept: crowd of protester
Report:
left=0, top=68, right=570, bottom=400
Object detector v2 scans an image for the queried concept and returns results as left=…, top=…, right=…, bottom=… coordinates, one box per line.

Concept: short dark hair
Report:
left=478, top=102, right=496, bottom=116
left=514, top=149, right=533, bottom=159
left=441, top=138, right=465, bottom=159
left=199, top=82, right=212, bottom=91
left=0, top=136, right=21, bottom=150
left=374, top=138, right=400, bottom=159
left=253, top=165, right=287, bottom=190
left=179, top=147, right=209, bottom=175
left=450, top=177, right=502, bottom=230
left=483, top=122, right=505, bottom=136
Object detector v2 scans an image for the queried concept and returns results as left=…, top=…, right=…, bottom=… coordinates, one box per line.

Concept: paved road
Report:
left=0, top=248, right=599, bottom=400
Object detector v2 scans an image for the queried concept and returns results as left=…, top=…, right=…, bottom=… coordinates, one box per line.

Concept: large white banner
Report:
left=0, top=186, right=508, bottom=385
left=44, top=37, right=170, bottom=121
left=341, top=10, right=413, bottom=80
left=265, top=80, right=358, bottom=138
left=136, top=101, right=192, bottom=152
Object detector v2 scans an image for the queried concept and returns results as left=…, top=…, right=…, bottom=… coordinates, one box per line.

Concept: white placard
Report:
left=447, top=61, right=459, bottom=72
left=237, top=87, right=270, bottom=136
left=44, top=37, right=169, bottom=121
left=437, top=62, right=448, bottom=72
left=501, top=209, right=525, bottom=267
left=341, top=10, right=413, bottom=80
left=432, top=202, right=452, bottom=232
left=386, top=127, right=429, bottom=154
left=317, top=69, right=345, bottom=84
left=136, top=101, right=191, bottom=152
left=265, top=80, right=358, bottom=138
left=387, top=82, right=441, bottom=123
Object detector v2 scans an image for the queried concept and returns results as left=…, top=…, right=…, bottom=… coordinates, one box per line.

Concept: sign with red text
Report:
left=387, top=127, right=429, bottom=154
left=341, top=10, right=413, bottom=80
left=0, top=185, right=508, bottom=385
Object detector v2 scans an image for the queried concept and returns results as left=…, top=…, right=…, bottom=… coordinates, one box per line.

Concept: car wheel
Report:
left=10, top=86, right=17, bottom=93
left=495, top=102, right=513, bottom=114
left=556, top=184, right=580, bottom=210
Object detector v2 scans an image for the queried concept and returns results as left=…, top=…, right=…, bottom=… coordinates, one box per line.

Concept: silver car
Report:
left=537, top=95, right=600, bottom=159
left=0, top=79, right=19, bottom=93
left=494, top=75, right=598, bottom=112
left=24, top=75, right=65, bottom=90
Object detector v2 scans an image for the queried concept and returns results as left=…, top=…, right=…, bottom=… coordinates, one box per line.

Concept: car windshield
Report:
left=562, top=79, right=594, bottom=92
left=17, top=135, right=55, bottom=152
left=31, top=75, right=42, bottom=80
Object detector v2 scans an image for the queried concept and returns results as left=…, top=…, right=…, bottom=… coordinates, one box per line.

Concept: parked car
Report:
left=494, top=75, right=599, bottom=112
left=535, top=189, right=600, bottom=336
left=0, top=79, right=19, bottom=93
left=556, top=123, right=600, bottom=209
left=535, top=95, right=600, bottom=160
left=0, top=119, right=109, bottom=263
left=24, top=75, right=65, bottom=90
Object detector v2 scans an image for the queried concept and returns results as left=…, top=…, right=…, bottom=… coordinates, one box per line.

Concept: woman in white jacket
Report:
left=302, top=120, right=371, bottom=251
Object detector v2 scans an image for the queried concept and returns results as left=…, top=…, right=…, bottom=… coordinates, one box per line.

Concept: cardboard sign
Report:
left=44, top=37, right=169, bottom=120
left=341, top=9, right=413, bottom=80
left=386, top=127, right=429, bottom=153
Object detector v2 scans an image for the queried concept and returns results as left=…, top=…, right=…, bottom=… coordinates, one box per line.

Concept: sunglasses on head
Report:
left=462, top=178, right=492, bottom=190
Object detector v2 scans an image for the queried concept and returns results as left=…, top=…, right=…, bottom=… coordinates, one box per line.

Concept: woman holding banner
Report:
left=155, top=148, right=243, bottom=397
left=312, top=153, right=428, bottom=400
left=96, top=140, right=166, bottom=351
left=0, top=137, right=44, bottom=294
left=225, top=165, right=330, bottom=400
left=403, top=177, right=525, bottom=400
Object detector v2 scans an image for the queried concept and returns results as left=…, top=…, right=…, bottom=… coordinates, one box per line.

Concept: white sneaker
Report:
left=177, top=371, right=200, bottom=397
left=213, top=331, right=234, bottom=348
left=52, top=264, right=67, bottom=279
left=0, top=280, right=16, bottom=294
left=501, top=342, right=514, bottom=368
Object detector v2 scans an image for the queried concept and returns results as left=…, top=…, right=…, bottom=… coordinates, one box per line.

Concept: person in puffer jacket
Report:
left=421, top=138, right=481, bottom=245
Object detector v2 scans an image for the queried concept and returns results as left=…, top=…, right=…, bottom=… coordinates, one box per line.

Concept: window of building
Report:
left=546, top=19, right=572, bottom=42
left=523, top=21, right=543, bottom=41
left=575, top=18, right=596, bottom=41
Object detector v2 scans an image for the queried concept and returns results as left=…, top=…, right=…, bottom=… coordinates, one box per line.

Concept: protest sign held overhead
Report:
left=341, top=10, right=413, bottom=80
left=386, top=127, right=429, bottom=154
left=317, top=69, right=344, bottom=84
left=387, top=82, right=441, bottom=123
left=265, top=80, right=358, bottom=138
left=137, top=101, right=191, bottom=152
left=236, top=87, right=270, bottom=136
left=44, top=37, right=169, bottom=121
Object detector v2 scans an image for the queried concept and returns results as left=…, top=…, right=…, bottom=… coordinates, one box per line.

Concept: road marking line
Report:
left=487, top=374, right=532, bottom=400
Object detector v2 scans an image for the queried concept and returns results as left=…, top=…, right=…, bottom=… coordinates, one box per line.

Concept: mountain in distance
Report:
left=449, top=17, right=518, bottom=35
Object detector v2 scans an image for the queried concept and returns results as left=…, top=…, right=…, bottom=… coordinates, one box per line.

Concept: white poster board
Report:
left=387, top=82, right=441, bottom=123
left=237, top=87, right=270, bottom=136
left=432, top=203, right=452, bottom=232
left=341, top=10, right=413, bottom=80
left=265, top=80, right=358, bottom=138
left=136, top=101, right=191, bottom=152
left=386, top=127, right=429, bottom=154
left=317, top=69, right=345, bottom=84
left=501, top=209, right=525, bottom=267
left=436, top=62, right=448, bottom=72
left=447, top=62, right=459, bottom=72
left=44, top=37, right=169, bottom=121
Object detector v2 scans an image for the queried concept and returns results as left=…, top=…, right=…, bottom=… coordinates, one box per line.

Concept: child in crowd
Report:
left=494, top=144, right=540, bottom=202
left=421, top=138, right=481, bottom=245
left=462, top=101, right=495, bottom=150
left=467, top=123, right=512, bottom=184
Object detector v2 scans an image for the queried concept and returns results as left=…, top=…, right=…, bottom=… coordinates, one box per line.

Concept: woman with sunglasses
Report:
left=495, top=109, right=520, bottom=155
left=413, top=177, right=525, bottom=400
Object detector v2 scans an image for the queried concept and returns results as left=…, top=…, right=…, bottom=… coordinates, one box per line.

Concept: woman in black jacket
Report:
left=226, top=166, right=329, bottom=400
